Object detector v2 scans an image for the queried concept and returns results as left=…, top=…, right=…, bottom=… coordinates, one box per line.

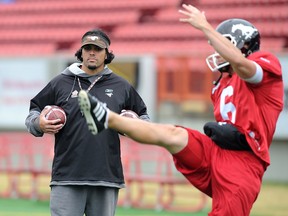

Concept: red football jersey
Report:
left=211, top=51, right=283, bottom=166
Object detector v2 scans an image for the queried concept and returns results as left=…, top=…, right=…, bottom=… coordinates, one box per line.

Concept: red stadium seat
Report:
left=0, top=28, right=86, bottom=42
left=0, top=43, right=57, bottom=56
left=199, top=0, right=288, bottom=6
left=203, top=5, right=288, bottom=22
left=0, top=0, right=286, bottom=56
left=112, top=23, right=205, bottom=41
left=0, top=0, right=179, bottom=14
left=0, top=11, right=140, bottom=28
left=255, top=21, right=288, bottom=37
left=260, top=38, right=286, bottom=53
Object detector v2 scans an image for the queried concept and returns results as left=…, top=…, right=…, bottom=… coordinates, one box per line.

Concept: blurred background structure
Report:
left=0, top=0, right=287, bottom=213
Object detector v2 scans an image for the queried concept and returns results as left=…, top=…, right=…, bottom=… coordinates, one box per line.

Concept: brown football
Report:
left=120, top=110, right=139, bottom=119
left=45, top=105, right=67, bottom=125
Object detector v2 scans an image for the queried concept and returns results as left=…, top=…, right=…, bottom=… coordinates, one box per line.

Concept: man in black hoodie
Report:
left=25, top=29, right=149, bottom=216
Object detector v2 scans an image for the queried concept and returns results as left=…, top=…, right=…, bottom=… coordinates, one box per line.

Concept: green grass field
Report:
left=0, top=198, right=209, bottom=216
left=0, top=182, right=288, bottom=216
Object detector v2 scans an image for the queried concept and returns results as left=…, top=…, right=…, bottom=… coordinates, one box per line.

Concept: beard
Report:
left=87, top=64, right=97, bottom=70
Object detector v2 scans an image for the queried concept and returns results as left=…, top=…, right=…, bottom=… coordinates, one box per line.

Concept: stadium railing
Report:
left=0, top=132, right=208, bottom=212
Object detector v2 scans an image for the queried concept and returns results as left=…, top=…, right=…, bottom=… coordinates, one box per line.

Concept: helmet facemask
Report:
left=206, top=34, right=237, bottom=73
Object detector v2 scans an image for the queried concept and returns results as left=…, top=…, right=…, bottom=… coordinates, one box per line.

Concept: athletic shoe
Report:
left=78, top=90, right=109, bottom=135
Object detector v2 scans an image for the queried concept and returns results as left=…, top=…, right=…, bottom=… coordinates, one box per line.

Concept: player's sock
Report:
left=78, top=90, right=109, bottom=135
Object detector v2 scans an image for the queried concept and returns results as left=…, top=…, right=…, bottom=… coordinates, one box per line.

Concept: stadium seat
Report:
left=260, top=38, right=286, bottom=53
left=0, top=27, right=87, bottom=42
left=112, top=23, right=205, bottom=41
left=199, top=0, right=288, bottom=6
left=204, top=5, right=288, bottom=22
left=255, top=21, right=288, bottom=37
left=0, top=11, right=140, bottom=28
left=0, top=0, right=286, bottom=56
left=0, top=43, right=57, bottom=55
left=1, top=0, right=180, bottom=14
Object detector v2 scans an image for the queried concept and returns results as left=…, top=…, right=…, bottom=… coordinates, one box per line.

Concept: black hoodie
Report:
left=25, top=63, right=149, bottom=188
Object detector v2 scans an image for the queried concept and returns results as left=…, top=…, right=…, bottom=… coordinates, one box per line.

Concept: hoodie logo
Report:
left=105, top=89, right=113, bottom=97
left=71, top=90, right=79, bottom=98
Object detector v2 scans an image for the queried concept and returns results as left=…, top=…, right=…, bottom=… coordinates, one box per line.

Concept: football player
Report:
left=78, top=4, right=283, bottom=216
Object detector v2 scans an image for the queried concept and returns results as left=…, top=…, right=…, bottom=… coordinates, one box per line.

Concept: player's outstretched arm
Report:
left=178, top=4, right=257, bottom=80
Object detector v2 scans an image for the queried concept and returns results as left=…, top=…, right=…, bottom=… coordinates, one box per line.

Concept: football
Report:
left=120, top=110, right=139, bottom=119
left=45, top=105, right=67, bottom=125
